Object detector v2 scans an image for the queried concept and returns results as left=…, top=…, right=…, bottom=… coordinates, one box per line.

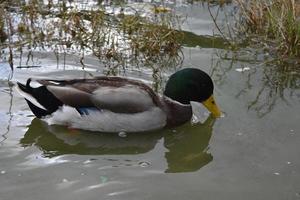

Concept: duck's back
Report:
left=39, top=76, right=162, bottom=111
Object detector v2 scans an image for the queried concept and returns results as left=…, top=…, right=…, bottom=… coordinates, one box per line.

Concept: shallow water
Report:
left=1, top=2, right=300, bottom=200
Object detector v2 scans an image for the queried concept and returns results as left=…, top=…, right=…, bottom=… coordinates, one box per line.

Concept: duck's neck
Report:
left=162, top=96, right=193, bottom=127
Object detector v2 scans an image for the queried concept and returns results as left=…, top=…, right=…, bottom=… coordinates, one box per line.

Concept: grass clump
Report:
left=235, top=0, right=300, bottom=59
left=0, top=15, right=7, bottom=43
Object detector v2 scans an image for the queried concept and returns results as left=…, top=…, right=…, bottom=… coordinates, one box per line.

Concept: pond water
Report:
left=1, top=2, right=300, bottom=200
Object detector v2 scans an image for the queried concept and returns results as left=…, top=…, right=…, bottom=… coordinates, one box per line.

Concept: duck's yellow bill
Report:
left=202, top=95, right=221, bottom=118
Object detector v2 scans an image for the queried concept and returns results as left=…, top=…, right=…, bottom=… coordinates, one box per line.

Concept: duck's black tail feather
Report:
left=25, top=99, right=52, bottom=118
left=17, top=79, right=63, bottom=118
left=17, top=79, right=32, bottom=93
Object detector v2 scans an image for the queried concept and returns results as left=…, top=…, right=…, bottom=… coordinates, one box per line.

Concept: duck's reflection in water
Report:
left=21, top=116, right=215, bottom=173
left=164, top=117, right=214, bottom=173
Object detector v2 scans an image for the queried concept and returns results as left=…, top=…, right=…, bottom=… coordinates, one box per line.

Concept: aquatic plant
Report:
left=234, top=0, right=300, bottom=59
left=0, top=14, right=7, bottom=44
left=0, top=0, right=184, bottom=79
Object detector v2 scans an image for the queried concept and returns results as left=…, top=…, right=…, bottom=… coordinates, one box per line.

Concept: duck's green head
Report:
left=164, top=68, right=221, bottom=118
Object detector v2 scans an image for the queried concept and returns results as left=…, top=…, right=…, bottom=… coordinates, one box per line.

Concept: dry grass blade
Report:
left=234, top=0, right=300, bottom=59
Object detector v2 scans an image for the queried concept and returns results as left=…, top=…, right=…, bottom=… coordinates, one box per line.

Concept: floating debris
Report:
left=235, top=67, right=250, bottom=72
left=139, top=161, right=150, bottom=168
left=62, top=178, right=69, bottom=183
left=1, top=170, right=6, bottom=174
left=83, top=158, right=97, bottom=164
left=118, top=131, right=127, bottom=138
left=100, top=176, right=108, bottom=183
left=274, top=172, right=280, bottom=176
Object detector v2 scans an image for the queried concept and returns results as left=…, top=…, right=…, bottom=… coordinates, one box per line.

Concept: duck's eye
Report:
left=211, top=100, right=215, bottom=104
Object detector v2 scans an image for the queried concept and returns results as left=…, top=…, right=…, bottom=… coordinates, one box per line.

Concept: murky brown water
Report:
left=1, top=2, right=300, bottom=200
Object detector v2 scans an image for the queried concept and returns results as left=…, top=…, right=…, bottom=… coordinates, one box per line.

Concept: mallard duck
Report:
left=16, top=68, right=221, bottom=132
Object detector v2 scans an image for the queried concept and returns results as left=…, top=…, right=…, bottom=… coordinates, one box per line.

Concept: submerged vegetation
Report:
left=0, top=0, right=184, bottom=78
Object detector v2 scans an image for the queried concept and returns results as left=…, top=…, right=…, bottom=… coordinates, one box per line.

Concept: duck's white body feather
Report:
left=45, top=105, right=167, bottom=133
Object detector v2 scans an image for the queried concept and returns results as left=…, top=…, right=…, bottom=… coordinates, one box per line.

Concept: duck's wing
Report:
left=38, top=77, right=160, bottom=113
left=90, top=85, right=156, bottom=113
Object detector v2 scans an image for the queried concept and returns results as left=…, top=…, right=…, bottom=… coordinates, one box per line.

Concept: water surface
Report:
left=0, top=2, right=300, bottom=200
